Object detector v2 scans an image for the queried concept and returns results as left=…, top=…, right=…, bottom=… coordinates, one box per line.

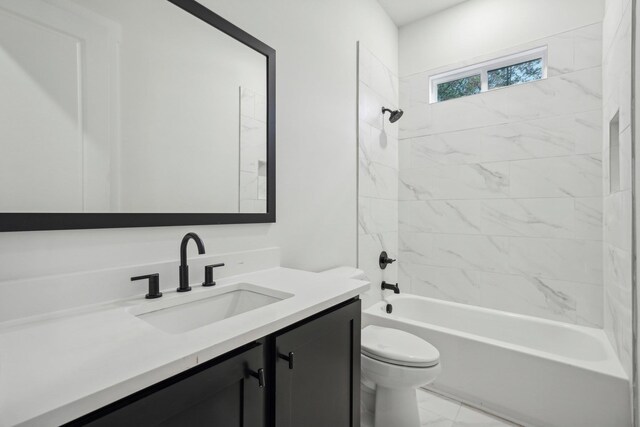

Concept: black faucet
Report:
left=381, top=281, right=400, bottom=294
left=178, top=232, right=206, bottom=292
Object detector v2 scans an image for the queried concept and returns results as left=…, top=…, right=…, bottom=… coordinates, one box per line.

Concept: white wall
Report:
left=0, top=0, right=397, bottom=283
left=400, top=0, right=604, bottom=76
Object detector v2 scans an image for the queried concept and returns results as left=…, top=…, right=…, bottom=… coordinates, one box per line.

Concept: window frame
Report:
left=429, top=46, right=548, bottom=103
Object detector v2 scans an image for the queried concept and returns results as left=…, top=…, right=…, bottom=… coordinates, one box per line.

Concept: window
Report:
left=488, top=58, right=543, bottom=89
left=437, top=74, right=481, bottom=102
left=429, top=47, right=547, bottom=103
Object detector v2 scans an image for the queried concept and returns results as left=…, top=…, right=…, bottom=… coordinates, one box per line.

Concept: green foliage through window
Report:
left=437, top=74, right=481, bottom=102
left=488, top=58, right=543, bottom=89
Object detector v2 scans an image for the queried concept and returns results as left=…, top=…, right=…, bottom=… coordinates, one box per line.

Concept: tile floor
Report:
left=362, top=388, right=521, bottom=427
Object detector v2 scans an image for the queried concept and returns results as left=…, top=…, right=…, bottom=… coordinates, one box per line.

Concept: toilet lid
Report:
left=361, top=325, right=439, bottom=368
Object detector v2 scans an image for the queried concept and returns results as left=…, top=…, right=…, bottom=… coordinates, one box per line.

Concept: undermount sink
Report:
left=131, top=283, right=293, bottom=334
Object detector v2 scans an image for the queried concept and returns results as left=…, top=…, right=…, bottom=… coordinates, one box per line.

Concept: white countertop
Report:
left=0, top=267, right=368, bottom=427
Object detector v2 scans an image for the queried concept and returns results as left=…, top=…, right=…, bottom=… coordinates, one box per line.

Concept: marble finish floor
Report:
left=362, top=388, right=521, bottom=427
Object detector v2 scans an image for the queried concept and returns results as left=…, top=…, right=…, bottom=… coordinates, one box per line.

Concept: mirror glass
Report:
left=0, top=0, right=267, bottom=214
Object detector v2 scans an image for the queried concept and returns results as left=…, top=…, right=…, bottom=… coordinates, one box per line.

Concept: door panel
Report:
left=76, top=343, right=265, bottom=427
left=274, top=299, right=361, bottom=427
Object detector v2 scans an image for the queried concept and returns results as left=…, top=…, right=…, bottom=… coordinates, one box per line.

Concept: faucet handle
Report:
left=379, top=251, right=396, bottom=269
left=131, top=273, right=162, bottom=299
left=202, top=263, right=225, bottom=287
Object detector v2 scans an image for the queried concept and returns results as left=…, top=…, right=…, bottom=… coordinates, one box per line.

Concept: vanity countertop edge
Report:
left=0, top=267, right=369, bottom=427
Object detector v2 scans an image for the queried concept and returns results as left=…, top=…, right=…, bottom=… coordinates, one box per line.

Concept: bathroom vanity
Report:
left=0, top=265, right=367, bottom=426
left=0, top=0, right=366, bottom=425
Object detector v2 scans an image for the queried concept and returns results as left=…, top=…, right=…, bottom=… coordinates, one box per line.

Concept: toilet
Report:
left=361, top=325, right=440, bottom=427
left=321, top=267, right=441, bottom=427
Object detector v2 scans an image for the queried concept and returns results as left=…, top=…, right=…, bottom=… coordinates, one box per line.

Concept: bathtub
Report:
left=363, top=294, right=631, bottom=427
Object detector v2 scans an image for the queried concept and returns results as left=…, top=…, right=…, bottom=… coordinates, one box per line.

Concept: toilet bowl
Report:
left=320, top=267, right=441, bottom=427
left=361, top=325, right=441, bottom=427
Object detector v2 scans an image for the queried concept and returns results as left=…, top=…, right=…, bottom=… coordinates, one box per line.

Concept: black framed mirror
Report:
left=0, top=0, right=275, bottom=231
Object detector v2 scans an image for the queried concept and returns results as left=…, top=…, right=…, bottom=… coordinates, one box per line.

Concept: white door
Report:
left=0, top=0, right=118, bottom=212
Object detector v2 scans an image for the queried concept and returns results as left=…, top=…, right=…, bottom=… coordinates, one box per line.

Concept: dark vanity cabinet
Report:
left=74, top=343, right=266, bottom=427
left=68, top=298, right=361, bottom=427
left=273, top=300, right=361, bottom=427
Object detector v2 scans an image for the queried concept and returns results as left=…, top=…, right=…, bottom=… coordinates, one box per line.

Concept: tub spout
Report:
left=381, top=281, right=400, bottom=294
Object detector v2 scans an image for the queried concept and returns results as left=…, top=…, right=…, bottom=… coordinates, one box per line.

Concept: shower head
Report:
left=382, top=107, right=404, bottom=123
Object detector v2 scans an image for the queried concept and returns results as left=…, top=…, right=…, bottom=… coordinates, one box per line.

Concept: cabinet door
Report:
left=73, top=343, right=265, bottom=427
left=274, top=299, right=361, bottom=427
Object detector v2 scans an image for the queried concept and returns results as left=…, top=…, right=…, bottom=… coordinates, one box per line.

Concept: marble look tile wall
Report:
left=398, top=24, right=604, bottom=327
left=602, top=0, right=633, bottom=379
left=358, top=43, right=399, bottom=309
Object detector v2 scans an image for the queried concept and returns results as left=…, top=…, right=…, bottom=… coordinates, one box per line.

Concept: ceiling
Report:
left=377, top=0, right=469, bottom=27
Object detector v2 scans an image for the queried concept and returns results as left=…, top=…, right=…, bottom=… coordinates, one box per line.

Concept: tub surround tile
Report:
left=359, top=197, right=398, bottom=235
left=404, top=111, right=602, bottom=168
left=604, top=283, right=632, bottom=376
left=403, top=200, right=483, bottom=235
left=574, top=110, right=603, bottom=154
left=480, top=199, right=575, bottom=239
left=399, top=231, right=432, bottom=265
left=357, top=42, right=399, bottom=310
left=360, top=121, right=398, bottom=169
left=595, top=0, right=631, bottom=375
left=438, top=163, right=510, bottom=200
left=473, top=271, right=601, bottom=325
left=603, top=190, right=632, bottom=251
left=401, top=232, right=602, bottom=283
left=400, top=162, right=510, bottom=201
left=360, top=44, right=398, bottom=109
left=396, top=25, right=603, bottom=328
left=429, top=234, right=510, bottom=274
left=359, top=150, right=398, bottom=200
left=399, top=54, right=604, bottom=326
left=359, top=84, right=386, bottom=131
left=400, top=67, right=602, bottom=140
left=359, top=231, right=398, bottom=308
left=574, top=198, right=604, bottom=240
left=618, top=126, right=632, bottom=192
left=571, top=24, right=604, bottom=72
left=509, top=154, right=602, bottom=198
left=508, top=237, right=602, bottom=285
left=399, top=167, right=440, bottom=201
left=400, top=198, right=602, bottom=242
left=402, top=260, right=601, bottom=326
left=604, top=243, right=632, bottom=290
left=405, top=264, right=482, bottom=306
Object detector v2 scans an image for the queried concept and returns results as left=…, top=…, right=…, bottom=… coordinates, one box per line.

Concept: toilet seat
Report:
left=361, top=325, right=439, bottom=368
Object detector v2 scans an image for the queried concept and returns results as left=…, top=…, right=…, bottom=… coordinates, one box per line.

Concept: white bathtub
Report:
left=363, top=294, right=631, bottom=427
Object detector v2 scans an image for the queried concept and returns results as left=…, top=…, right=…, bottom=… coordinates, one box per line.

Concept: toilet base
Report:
left=374, top=386, right=420, bottom=427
